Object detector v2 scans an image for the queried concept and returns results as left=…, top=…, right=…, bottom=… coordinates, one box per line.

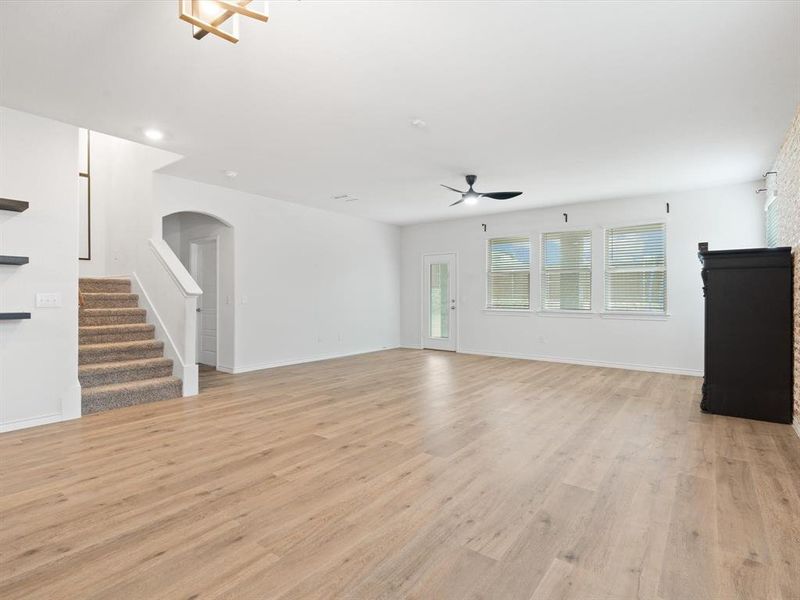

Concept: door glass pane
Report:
left=429, top=263, right=449, bottom=339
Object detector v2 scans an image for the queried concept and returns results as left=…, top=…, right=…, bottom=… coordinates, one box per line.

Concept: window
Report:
left=605, top=223, right=666, bottom=313
left=541, top=230, right=592, bottom=311
left=766, top=198, right=779, bottom=248
left=487, top=236, right=530, bottom=309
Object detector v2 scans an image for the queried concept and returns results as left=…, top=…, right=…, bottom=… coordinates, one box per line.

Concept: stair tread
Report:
left=80, top=339, right=163, bottom=351
left=79, top=278, right=132, bottom=294
left=80, top=323, right=154, bottom=333
left=80, top=292, right=139, bottom=310
left=80, top=307, right=145, bottom=313
left=81, top=292, right=137, bottom=296
left=80, top=357, right=172, bottom=373
left=81, top=376, right=181, bottom=397
left=80, top=277, right=131, bottom=282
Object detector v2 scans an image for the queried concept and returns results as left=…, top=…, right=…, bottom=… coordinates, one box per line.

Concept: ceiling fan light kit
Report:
left=441, top=174, right=522, bottom=207
left=179, top=0, right=268, bottom=44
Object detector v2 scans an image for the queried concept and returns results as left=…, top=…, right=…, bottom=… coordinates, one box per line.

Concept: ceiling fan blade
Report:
left=480, top=191, right=522, bottom=200
left=449, top=199, right=465, bottom=207
left=441, top=184, right=466, bottom=194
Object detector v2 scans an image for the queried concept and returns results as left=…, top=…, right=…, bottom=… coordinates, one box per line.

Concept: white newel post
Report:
left=183, top=294, right=198, bottom=389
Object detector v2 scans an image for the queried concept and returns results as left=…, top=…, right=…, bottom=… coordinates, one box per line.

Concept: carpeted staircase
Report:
left=79, top=277, right=182, bottom=414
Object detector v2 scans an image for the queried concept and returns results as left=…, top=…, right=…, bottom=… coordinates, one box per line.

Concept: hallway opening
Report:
left=162, top=211, right=234, bottom=377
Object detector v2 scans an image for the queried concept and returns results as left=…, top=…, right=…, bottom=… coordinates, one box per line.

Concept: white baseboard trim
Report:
left=228, top=346, right=401, bottom=375
left=61, top=382, right=82, bottom=421
left=455, top=348, right=704, bottom=377
left=1, top=413, right=63, bottom=433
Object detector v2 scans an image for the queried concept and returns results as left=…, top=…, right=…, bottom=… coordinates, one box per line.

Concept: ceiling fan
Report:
left=441, top=175, right=522, bottom=207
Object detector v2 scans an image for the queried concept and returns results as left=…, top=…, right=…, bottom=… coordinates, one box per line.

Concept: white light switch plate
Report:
left=36, top=292, right=62, bottom=308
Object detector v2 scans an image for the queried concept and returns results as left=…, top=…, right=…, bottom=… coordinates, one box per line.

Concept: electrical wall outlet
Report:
left=36, top=292, right=62, bottom=308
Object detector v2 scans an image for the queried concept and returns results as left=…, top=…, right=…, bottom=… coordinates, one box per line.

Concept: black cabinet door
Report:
left=700, top=247, right=793, bottom=424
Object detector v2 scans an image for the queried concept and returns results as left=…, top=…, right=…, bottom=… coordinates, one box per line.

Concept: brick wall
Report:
left=770, top=106, right=800, bottom=428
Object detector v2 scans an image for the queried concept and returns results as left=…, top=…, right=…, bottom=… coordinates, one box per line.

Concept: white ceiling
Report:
left=1, top=1, right=798, bottom=225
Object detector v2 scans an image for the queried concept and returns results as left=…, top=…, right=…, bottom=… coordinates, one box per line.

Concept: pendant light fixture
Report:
left=179, top=1, right=268, bottom=44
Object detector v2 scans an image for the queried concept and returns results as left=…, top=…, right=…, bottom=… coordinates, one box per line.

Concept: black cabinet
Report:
left=699, top=247, right=794, bottom=424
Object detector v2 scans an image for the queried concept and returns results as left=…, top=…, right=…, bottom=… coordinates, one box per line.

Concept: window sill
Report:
left=599, top=311, right=670, bottom=321
left=482, top=308, right=532, bottom=316
left=481, top=308, right=670, bottom=321
left=537, top=310, right=594, bottom=319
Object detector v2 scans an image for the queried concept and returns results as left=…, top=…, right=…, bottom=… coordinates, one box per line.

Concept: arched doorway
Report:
left=162, top=211, right=234, bottom=379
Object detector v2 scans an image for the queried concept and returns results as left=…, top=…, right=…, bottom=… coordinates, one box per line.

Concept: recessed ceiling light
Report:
left=223, top=170, right=238, bottom=178
left=144, top=129, right=164, bottom=141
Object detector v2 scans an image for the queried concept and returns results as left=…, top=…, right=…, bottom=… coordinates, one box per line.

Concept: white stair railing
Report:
left=130, top=238, right=202, bottom=396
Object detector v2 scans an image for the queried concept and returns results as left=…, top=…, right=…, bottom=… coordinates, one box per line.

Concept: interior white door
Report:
left=191, top=239, right=218, bottom=367
left=423, top=253, right=457, bottom=351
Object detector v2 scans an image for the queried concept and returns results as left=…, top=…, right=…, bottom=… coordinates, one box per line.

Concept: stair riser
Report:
left=80, top=345, right=163, bottom=365
left=82, top=381, right=182, bottom=415
left=81, top=295, right=139, bottom=309
left=80, top=313, right=146, bottom=326
left=79, top=330, right=155, bottom=344
left=80, top=364, right=173, bottom=388
left=79, top=280, right=131, bottom=294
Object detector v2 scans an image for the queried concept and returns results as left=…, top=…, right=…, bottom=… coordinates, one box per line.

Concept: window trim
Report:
left=602, top=221, right=668, bottom=315
left=482, top=308, right=533, bottom=315
left=540, top=228, right=593, bottom=313
left=485, top=235, right=532, bottom=311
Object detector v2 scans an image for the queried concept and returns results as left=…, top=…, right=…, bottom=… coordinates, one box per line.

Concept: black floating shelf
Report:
left=0, top=197, right=29, bottom=212
left=0, top=255, right=29, bottom=265
left=0, top=312, right=31, bottom=320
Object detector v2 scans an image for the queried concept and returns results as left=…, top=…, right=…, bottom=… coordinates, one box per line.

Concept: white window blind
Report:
left=541, top=230, right=592, bottom=311
left=605, top=223, right=666, bottom=313
left=487, top=236, right=530, bottom=309
left=766, top=199, right=779, bottom=248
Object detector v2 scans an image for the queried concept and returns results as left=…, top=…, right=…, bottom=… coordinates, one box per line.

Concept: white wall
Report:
left=0, top=107, right=81, bottom=431
left=155, top=174, right=401, bottom=373
left=82, top=131, right=764, bottom=381
left=79, top=133, right=401, bottom=377
left=79, top=132, right=179, bottom=277
left=400, top=182, right=765, bottom=375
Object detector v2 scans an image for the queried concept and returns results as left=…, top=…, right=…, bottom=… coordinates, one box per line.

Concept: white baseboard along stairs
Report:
left=79, top=278, right=182, bottom=414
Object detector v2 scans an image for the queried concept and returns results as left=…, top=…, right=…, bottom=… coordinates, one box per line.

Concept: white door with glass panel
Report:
left=423, top=254, right=457, bottom=351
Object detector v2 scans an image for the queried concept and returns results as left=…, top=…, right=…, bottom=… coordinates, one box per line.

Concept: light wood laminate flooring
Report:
left=1, top=349, right=799, bottom=599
